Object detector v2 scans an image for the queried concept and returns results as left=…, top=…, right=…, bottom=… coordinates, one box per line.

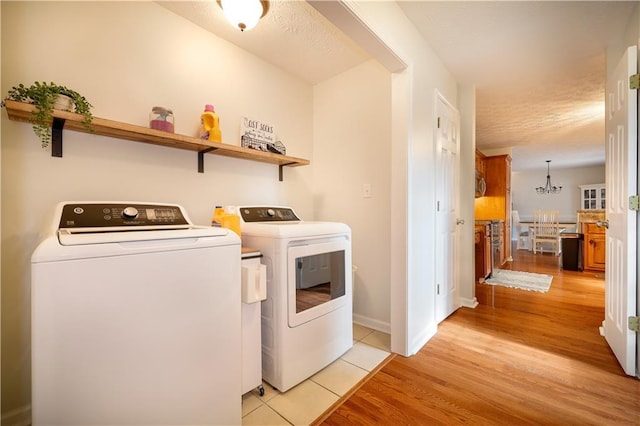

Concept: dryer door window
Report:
left=295, top=250, right=345, bottom=313
left=287, top=238, right=350, bottom=327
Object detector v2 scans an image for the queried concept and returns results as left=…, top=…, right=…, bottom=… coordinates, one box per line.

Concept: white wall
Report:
left=512, top=165, right=605, bottom=224
left=1, top=1, right=315, bottom=418
left=337, top=2, right=458, bottom=355
left=313, top=60, right=392, bottom=331
left=458, top=85, right=477, bottom=306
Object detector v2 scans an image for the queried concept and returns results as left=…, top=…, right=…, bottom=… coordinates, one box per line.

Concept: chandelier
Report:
left=536, top=160, right=562, bottom=194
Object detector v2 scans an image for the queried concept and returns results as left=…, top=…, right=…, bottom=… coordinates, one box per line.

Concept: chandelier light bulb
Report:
left=219, top=0, right=268, bottom=32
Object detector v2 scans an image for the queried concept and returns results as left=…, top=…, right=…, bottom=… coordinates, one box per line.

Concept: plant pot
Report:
left=53, top=94, right=73, bottom=112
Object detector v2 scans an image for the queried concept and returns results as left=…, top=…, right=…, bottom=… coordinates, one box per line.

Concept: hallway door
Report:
left=604, top=45, right=637, bottom=376
left=435, top=93, right=461, bottom=323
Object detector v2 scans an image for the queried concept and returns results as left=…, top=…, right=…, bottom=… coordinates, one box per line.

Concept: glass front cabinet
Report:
left=579, top=184, right=605, bottom=210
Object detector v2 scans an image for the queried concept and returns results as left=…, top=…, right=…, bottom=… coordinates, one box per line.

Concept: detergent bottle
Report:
left=211, top=205, right=225, bottom=227
left=199, top=104, right=222, bottom=143
left=211, top=206, right=241, bottom=237
left=222, top=206, right=242, bottom=237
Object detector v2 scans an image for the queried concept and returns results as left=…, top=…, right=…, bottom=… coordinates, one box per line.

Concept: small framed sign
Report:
left=241, top=117, right=275, bottom=151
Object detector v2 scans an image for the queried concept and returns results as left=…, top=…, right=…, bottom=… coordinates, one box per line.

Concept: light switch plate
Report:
left=363, top=184, right=372, bottom=198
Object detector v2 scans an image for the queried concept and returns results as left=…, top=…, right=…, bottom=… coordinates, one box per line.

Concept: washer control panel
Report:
left=240, top=207, right=300, bottom=223
left=58, top=203, right=189, bottom=230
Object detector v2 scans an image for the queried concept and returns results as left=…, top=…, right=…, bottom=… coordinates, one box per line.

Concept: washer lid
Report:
left=57, top=226, right=230, bottom=246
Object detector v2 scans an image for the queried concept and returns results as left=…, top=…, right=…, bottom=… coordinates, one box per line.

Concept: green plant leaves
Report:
left=2, top=81, right=93, bottom=147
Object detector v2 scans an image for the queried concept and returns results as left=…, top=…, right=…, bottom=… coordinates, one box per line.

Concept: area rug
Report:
left=485, top=269, right=553, bottom=293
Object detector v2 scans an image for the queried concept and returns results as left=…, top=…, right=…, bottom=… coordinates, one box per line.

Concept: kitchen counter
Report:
left=475, top=219, right=503, bottom=225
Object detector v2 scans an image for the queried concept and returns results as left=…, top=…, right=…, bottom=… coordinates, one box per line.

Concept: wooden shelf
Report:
left=3, top=100, right=309, bottom=180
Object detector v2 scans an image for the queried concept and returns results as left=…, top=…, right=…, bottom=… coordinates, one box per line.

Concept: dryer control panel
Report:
left=58, top=203, right=190, bottom=230
left=240, top=207, right=300, bottom=223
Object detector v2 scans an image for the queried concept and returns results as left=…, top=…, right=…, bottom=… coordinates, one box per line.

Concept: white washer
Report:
left=238, top=206, right=352, bottom=392
left=31, top=202, right=241, bottom=425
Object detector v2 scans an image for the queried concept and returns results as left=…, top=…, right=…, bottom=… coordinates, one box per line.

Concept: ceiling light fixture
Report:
left=536, top=160, right=562, bottom=194
left=217, top=0, right=270, bottom=32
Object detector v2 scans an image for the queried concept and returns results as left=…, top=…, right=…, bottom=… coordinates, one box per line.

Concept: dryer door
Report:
left=287, top=237, right=351, bottom=327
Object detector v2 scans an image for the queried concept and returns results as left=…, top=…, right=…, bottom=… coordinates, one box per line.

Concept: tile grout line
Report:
left=242, top=327, right=390, bottom=424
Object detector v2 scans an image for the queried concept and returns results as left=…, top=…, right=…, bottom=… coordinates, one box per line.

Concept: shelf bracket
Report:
left=51, top=117, right=65, bottom=157
left=279, top=162, right=295, bottom=182
left=198, top=147, right=218, bottom=173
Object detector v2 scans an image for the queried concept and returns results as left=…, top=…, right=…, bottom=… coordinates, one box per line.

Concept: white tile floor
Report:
left=241, top=324, right=391, bottom=425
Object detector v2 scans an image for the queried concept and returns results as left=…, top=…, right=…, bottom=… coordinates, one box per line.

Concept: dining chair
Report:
left=511, top=210, right=531, bottom=250
left=532, top=210, right=562, bottom=255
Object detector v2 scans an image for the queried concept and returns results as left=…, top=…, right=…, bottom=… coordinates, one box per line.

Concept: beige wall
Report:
left=512, top=165, right=606, bottom=224
left=313, top=60, right=392, bottom=331
left=333, top=1, right=459, bottom=355
left=1, top=1, right=317, bottom=418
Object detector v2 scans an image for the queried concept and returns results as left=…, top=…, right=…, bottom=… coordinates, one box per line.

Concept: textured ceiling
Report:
left=161, top=1, right=636, bottom=171
left=158, top=0, right=370, bottom=84
left=398, top=1, right=635, bottom=171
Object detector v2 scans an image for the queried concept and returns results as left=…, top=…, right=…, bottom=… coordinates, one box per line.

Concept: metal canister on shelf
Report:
left=149, top=106, right=174, bottom=133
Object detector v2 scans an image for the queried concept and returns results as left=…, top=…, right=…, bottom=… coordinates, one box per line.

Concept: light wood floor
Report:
left=319, top=246, right=640, bottom=425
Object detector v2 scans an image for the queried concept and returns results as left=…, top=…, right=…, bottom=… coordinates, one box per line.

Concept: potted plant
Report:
left=1, top=81, right=93, bottom=147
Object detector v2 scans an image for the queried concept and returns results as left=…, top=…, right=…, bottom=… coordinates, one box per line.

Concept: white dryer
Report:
left=31, top=202, right=241, bottom=425
left=238, top=206, right=352, bottom=392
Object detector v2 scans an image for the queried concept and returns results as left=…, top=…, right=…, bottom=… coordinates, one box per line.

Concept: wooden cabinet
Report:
left=584, top=222, right=606, bottom=271
left=578, top=209, right=607, bottom=271
left=577, top=210, right=605, bottom=229
left=474, top=224, right=491, bottom=282
left=475, top=149, right=486, bottom=176
left=475, top=150, right=486, bottom=198
left=474, top=154, right=512, bottom=264
left=498, top=221, right=506, bottom=266
left=474, top=230, right=484, bottom=282
left=578, top=210, right=606, bottom=272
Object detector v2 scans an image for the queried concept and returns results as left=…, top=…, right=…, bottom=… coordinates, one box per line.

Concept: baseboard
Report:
left=1, top=404, right=31, bottom=426
left=409, top=322, right=437, bottom=356
left=353, top=314, right=391, bottom=334
left=459, top=297, right=478, bottom=308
